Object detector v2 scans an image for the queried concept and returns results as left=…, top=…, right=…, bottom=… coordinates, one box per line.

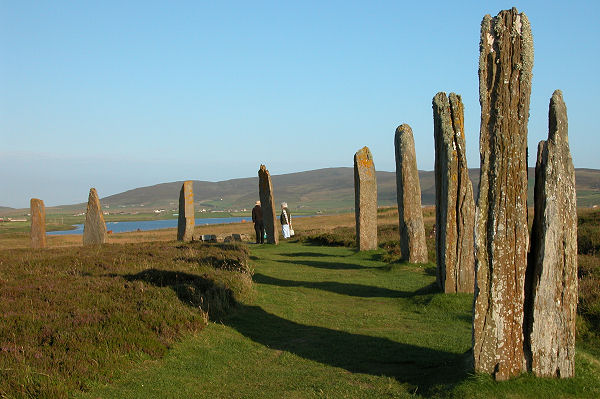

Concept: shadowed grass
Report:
left=81, top=241, right=600, bottom=398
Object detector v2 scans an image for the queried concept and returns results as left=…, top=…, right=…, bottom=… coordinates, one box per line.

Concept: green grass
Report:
left=79, top=242, right=600, bottom=398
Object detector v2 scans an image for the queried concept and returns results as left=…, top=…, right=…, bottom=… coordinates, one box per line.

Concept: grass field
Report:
left=1, top=208, right=599, bottom=398
left=79, top=242, right=600, bottom=398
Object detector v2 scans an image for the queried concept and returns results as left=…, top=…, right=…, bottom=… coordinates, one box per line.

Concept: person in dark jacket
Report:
left=252, top=200, right=264, bottom=244
left=280, top=202, right=292, bottom=239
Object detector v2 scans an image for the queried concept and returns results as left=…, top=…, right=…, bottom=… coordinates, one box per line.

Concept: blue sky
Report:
left=1, top=1, right=598, bottom=208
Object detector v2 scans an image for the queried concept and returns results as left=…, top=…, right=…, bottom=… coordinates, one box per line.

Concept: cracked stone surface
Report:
left=472, top=7, right=533, bottom=381
left=433, top=92, right=475, bottom=293
left=526, top=90, right=577, bottom=378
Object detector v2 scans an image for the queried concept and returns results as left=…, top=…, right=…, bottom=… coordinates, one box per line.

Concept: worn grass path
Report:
left=80, top=242, right=600, bottom=398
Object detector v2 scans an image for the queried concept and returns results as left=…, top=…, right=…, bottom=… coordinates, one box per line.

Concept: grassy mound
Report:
left=0, top=241, right=253, bottom=397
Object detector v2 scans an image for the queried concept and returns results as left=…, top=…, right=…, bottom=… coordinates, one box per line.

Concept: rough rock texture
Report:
left=395, top=124, right=428, bottom=263
left=433, top=92, right=475, bottom=293
left=177, top=181, right=195, bottom=241
left=472, top=8, right=533, bottom=381
left=83, top=188, right=108, bottom=245
left=30, top=198, right=46, bottom=249
left=354, top=146, right=378, bottom=251
left=258, top=165, right=278, bottom=245
left=525, top=90, right=577, bottom=378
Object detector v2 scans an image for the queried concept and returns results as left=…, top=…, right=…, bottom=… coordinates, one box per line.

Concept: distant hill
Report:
left=2, top=167, right=599, bottom=215
left=98, top=167, right=599, bottom=211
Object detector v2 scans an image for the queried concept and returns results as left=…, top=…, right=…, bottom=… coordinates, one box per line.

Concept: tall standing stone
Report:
left=83, top=188, right=107, bottom=245
left=177, top=181, right=195, bottom=241
left=258, top=165, right=278, bottom=245
left=354, top=146, right=378, bottom=251
left=433, top=92, right=475, bottom=293
left=30, top=198, right=46, bottom=249
left=525, top=90, right=577, bottom=378
left=395, top=124, right=428, bottom=263
left=473, top=8, right=533, bottom=381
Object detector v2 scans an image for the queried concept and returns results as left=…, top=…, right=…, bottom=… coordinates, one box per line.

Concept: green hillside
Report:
left=95, top=167, right=599, bottom=212
left=2, top=167, right=599, bottom=217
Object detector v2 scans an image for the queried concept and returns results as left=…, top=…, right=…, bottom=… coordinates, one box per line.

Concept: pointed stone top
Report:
left=549, top=89, right=568, bottom=145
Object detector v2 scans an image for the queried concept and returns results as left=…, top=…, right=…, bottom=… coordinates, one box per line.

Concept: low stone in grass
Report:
left=177, top=181, right=195, bottom=241
left=259, top=165, right=278, bottom=245
left=394, top=124, right=428, bottom=263
left=30, top=198, right=46, bottom=249
left=354, top=146, right=378, bottom=251
left=202, top=234, right=217, bottom=242
left=83, top=188, right=107, bottom=245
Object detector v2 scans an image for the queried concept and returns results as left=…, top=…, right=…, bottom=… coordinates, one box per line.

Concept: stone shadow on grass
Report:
left=285, top=251, right=339, bottom=258
left=253, top=273, right=438, bottom=299
left=123, top=269, right=236, bottom=321
left=224, top=304, right=470, bottom=396
left=286, top=259, right=371, bottom=270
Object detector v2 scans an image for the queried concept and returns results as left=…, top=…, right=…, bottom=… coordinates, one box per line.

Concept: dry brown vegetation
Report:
left=0, top=240, right=252, bottom=397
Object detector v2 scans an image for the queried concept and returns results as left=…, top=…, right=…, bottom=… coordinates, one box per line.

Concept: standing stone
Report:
left=525, top=90, right=577, bottom=378
left=395, top=124, right=428, bottom=263
left=83, top=188, right=107, bottom=245
left=354, top=146, right=378, bottom=251
left=177, top=181, right=195, bottom=241
left=258, top=165, right=278, bottom=245
left=433, top=92, right=475, bottom=293
left=473, top=8, right=533, bottom=381
left=30, top=198, right=46, bottom=249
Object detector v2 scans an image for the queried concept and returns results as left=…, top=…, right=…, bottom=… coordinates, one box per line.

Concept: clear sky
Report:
left=1, top=1, right=598, bottom=208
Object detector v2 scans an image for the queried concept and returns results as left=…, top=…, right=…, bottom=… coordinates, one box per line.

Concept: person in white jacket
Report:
left=280, top=202, right=292, bottom=239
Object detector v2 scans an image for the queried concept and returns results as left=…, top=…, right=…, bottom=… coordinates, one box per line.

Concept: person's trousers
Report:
left=254, top=222, right=264, bottom=243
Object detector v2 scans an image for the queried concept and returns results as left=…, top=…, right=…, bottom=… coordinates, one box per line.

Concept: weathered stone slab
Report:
left=83, top=188, right=107, bottom=245
left=224, top=234, right=242, bottom=243
left=258, top=165, right=278, bottom=244
left=525, top=90, right=577, bottom=378
left=395, top=124, right=428, bottom=263
left=354, top=146, right=378, bottom=251
left=30, top=198, right=46, bottom=249
left=177, top=181, right=195, bottom=241
left=473, top=8, right=533, bottom=381
left=433, top=92, right=475, bottom=293
left=201, top=234, right=217, bottom=242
